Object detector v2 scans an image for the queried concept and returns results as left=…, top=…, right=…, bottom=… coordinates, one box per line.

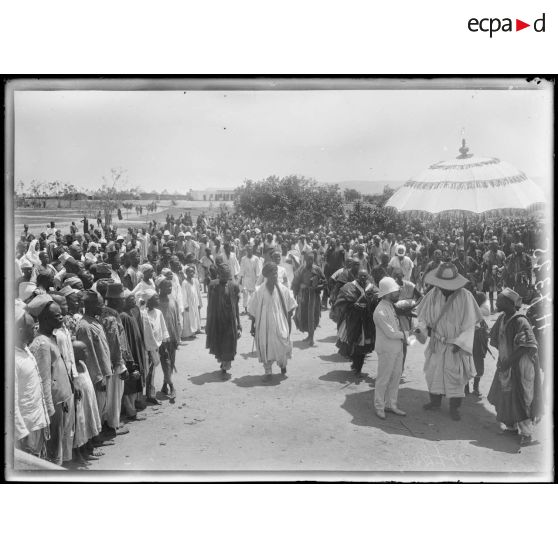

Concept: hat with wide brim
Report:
left=424, top=262, right=468, bottom=291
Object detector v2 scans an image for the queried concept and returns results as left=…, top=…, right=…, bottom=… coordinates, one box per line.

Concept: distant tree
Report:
left=234, top=175, right=345, bottom=230
left=344, top=188, right=361, bottom=203
left=29, top=180, right=44, bottom=198
left=93, top=167, right=130, bottom=227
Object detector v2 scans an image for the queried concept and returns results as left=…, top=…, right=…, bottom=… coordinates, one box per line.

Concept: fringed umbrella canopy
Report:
left=386, top=140, right=546, bottom=215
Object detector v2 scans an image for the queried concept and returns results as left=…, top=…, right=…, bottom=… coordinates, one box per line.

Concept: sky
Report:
left=14, top=85, right=553, bottom=193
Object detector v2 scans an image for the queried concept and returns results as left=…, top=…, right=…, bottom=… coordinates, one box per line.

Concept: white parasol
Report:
left=386, top=140, right=546, bottom=214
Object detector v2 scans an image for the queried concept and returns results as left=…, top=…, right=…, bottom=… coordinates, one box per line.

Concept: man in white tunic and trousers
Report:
left=415, top=262, right=483, bottom=421
left=248, top=262, right=297, bottom=380
left=181, top=265, right=203, bottom=338
left=239, top=245, right=262, bottom=314
left=373, top=276, right=408, bottom=419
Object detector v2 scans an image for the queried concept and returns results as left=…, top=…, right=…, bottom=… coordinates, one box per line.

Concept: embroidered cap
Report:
left=500, top=287, right=522, bottom=308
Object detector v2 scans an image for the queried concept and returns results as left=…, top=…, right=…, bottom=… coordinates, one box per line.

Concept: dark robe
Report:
left=120, top=310, right=146, bottom=395
left=206, top=279, right=240, bottom=362
left=333, top=280, right=378, bottom=358
left=329, top=268, right=357, bottom=309
left=487, top=312, right=544, bottom=427
left=159, top=294, right=182, bottom=376
left=130, top=305, right=148, bottom=377
left=292, top=264, right=326, bottom=334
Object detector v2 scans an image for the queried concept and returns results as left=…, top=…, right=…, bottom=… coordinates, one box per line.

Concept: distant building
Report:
left=188, top=188, right=237, bottom=202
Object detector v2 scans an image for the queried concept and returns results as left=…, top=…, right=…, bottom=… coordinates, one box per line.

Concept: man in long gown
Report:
left=101, top=283, right=131, bottom=435
left=28, top=295, right=75, bottom=465
left=332, top=269, right=378, bottom=375
left=120, top=290, right=147, bottom=420
left=415, top=262, right=483, bottom=421
left=181, top=265, right=202, bottom=339
left=329, top=258, right=361, bottom=307
left=132, top=263, right=156, bottom=304
left=487, top=288, right=543, bottom=446
left=158, top=278, right=181, bottom=399
left=248, top=262, right=297, bottom=379
left=291, top=252, right=326, bottom=346
left=75, top=290, right=113, bottom=437
left=206, top=262, right=241, bottom=373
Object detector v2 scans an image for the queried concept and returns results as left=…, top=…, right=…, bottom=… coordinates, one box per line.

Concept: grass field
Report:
left=13, top=199, right=234, bottom=236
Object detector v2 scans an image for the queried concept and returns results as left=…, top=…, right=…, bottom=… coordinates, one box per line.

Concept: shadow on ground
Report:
left=317, top=335, right=337, bottom=343
left=341, top=387, right=522, bottom=454
left=293, top=340, right=314, bottom=350
left=319, top=368, right=375, bottom=387
left=240, top=351, right=258, bottom=360
left=318, top=352, right=346, bottom=363
left=233, top=374, right=287, bottom=388
left=189, top=370, right=231, bottom=385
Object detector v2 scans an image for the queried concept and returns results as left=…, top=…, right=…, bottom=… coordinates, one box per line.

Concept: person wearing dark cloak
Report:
left=329, top=258, right=361, bottom=308
left=332, top=269, right=378, bottom=375
left=487, top=288, right=544, bottom=447
left=119, top=290, right=147, bottom=420
left=205, top=262, right=241, bottom=373
left=291, top=252, right=326, bottom=346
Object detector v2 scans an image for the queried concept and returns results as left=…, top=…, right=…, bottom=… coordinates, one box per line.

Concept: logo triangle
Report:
left=516, top=19, right=530, bottom=31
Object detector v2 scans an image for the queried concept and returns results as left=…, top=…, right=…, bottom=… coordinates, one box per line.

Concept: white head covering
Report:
left=25, top=239, right=41, bottom=266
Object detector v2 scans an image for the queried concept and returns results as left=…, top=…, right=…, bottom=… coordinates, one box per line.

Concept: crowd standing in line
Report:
left=13, top=209, right=550, bottom=466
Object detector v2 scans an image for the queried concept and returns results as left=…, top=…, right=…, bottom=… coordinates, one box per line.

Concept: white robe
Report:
left=181, top=277, right=202, bottom=337
left=248, top=283, right=298, bottom=367
left=222, top=252, right=241, bottom=278
left=416, top=287, right=482, bottom=398
left=132, top=279, right=156, bottom=305
left=240, top=255, right=262, bottom=291
left=256, top=264, right=289, bottom=288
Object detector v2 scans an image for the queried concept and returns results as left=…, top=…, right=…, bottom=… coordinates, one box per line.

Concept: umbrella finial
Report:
left=457, top=138, right=473, bottom=159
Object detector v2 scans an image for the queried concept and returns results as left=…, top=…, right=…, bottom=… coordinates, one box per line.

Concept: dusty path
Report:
left=86, top=292, right=549, bottom=477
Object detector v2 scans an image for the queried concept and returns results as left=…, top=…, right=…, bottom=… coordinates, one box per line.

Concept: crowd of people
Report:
left=12, top=207, right=551, bottom=468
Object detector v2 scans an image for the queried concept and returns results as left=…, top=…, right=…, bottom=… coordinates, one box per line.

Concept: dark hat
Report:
left=105, top=282, right=125, bottom=299
left=83, top=289, right=103, bottom=305
left=26, top=294, right=54, bottom=318
left=92, top=262, right=112, bottom=279
left=262, top=262, right=278, bottom=278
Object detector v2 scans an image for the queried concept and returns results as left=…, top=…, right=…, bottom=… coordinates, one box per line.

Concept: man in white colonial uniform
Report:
left=239, top=244, right=262, bottom=314
left=373, top=276, right=408, bottom=419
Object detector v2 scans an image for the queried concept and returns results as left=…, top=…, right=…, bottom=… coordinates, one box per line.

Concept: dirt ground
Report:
left=85, top=289, right=551, bottom=479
